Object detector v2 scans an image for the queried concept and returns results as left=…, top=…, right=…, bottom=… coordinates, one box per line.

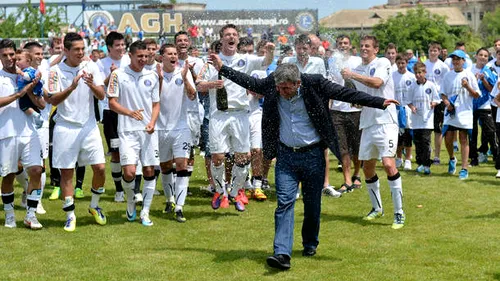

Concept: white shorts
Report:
left=158, top=129, right=192, bottom=162
left=187, top=111, right=201, bottom=146
left=359, top=123, right=398, bottom=160
left=249, top=111, right=262, bottom=149
left=0, top=135, right=42, bottom=177
left=209, top=110, right=250, bottom=154
left=37, top=126, right=49, bottom=159
left=119, top=130, right=159, bottom=167
left=53, top=123, right=105, bottom=169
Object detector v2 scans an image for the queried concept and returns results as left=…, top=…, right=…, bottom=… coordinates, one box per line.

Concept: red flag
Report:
left=40, top=0, right=46, bottom=15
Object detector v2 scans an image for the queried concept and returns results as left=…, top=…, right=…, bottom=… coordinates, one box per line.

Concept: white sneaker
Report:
left=36, top=202, right=46, bottom=214
left=403, top=160, right=412, bottom=170
left=395, top=158, right=403, bottom=168
left=24, top=214, right=43, bottom=230
left=5, top=212, right=16, bottom=228
left=479, top=153, right=488, bottom=163
left=322, top=185, right=342, bottom=198
left=496, top=170, right=500, bottom=178
left=296, top=191, right=300, bottom=199
left=20, top=192, right=27, bottom=208
left=134, top=193, right=143, bottom=204
left=140, top=211, right=153, bottom=227
left=114, top=191, right=125, bottom=202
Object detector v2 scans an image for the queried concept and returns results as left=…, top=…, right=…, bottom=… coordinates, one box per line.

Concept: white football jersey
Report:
left=97, top=55, right=131, bottom=110
left=424, top=59, right=449, bottom=92
left=408, top=80, right=441, bottom=129
left=107, top=66, right=160, bottom=132
left=0, top=70, right=36, bottom=139
left=248, top=70, right=266, bottom=114
left=392, top=70, right=416, bottom=106
left=202, top=52, right=266, bottom=115
left=157, top=66, right=195, bottom=131
left=282, top=56, right=326, bottom=77
left=48, top=60, right=104, bottom=126
left=440, top=69, right=480, bottom=129
left=353, top=57, right=398, bottom=129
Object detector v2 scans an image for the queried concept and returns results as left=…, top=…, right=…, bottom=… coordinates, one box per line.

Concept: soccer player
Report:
left=407, top=62, right=441, bottom=174
left=341, top=35, right=405, bottom=229
left=384, top=43, right=398, bottom=73
left=47, top=33, right=107, bottom=232
left=424, top=42, right=450, bottom=165
left=157, top=44, right=196, bottom=222
left=444, top=42, right=473, bottom=71
left=392, top=55, right=416, bottom=170
left=108, top=40, right=160, bottom=226
left=196, top=23, right=274, bottom=212
left=0, top=39, right=43, bottom=229
left=175, top=31, right=205, bottom=191
left=143, top=38, right=159, bottom=71
left=440, top=50, right=480, bottom=180
left=469, top=48, right=497, bottom=166
left=97, top=31, right=132, bottom=203
left=330, top=34, right=363, bottom=193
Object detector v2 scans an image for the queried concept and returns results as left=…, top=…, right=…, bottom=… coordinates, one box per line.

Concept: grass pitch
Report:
left=2, top=138, right=500, bottom=280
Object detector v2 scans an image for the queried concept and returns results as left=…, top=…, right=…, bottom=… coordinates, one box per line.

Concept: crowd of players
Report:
left=1, top=22, right=499, bottom=232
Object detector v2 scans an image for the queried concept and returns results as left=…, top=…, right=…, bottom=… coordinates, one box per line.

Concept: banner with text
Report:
left=84, top=9, right=318, bottom=35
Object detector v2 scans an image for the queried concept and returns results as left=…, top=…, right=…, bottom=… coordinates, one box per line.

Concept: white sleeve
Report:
left=247, top=54, right=266, bottom=73
left=90, top=62, right=104, bottom=87
left=374, top=59, right=391, bottom=85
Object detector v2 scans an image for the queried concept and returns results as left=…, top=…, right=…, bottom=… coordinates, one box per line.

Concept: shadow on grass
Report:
left=492, top=272, right=500, bottom=280
left=149, top=209, right=240, bottom=220
left=162, top=246, right=340, bottom=275
left=321, top=213, right=391, bottom=226
left=465, top=211, right=500, bottom=219
left=33, top=209, right=131, bottom=229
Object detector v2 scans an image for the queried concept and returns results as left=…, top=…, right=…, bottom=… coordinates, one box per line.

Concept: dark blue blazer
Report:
left=219, top=65, right=388, bottom=160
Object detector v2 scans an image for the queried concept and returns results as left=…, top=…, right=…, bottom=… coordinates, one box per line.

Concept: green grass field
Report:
left=2, top=132, right=500, bottom=280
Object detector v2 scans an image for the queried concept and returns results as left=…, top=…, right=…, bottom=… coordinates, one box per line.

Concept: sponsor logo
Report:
left=295, top=12, right=315, bottom=32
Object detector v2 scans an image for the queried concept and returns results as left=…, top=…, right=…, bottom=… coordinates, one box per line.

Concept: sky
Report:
left=11, top=0, right=388, bottom=24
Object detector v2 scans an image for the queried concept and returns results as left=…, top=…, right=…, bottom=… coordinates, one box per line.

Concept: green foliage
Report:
left=0, top=2, right=65, bottom=38
left=479, top=6, right=500, bottom=44
left=372, top=5, right=481, bottom=54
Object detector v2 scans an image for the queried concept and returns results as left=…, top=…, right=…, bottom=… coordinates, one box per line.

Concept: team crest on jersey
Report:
left=425, top=88, right=432, bottom=94
left=144, top=79, right=152, bottom=86
left=434, top=69, right=441, bottom=75
left=175, top=78, right=183, bottom=85
left=369, top=68, right=375, bottom=76
left=405, top=80, right=412, bottom=86
left=251, top=73, right=259, bottom=78
left=237, top=59, right=246, bottom=67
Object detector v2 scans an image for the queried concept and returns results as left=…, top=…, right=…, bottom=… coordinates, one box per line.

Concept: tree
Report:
left=479, top=6, right=500, bottom=44
left=372, top=5, right=479, bottom=54
left=0, top=1, right=65, bottom=38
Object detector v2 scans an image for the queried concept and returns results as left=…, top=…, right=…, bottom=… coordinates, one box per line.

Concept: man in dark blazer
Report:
left=210, top=54, right=399, bottom=270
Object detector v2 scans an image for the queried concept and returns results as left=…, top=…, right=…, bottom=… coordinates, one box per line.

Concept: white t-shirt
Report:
left=392, top=70, right=416, bottom=106
left=202, top=52, right=265, bottom=115
left=36, top=61, right=52, bottom=128
left=282, top=56, right=326, bottom=77
left=179, top=56, right=204, bottom=113
left=353, top=57, right=398, bottom=129
left=107, top=66, right=160, bottom=132
left=408, top=80, right=441, bottom=129
left=0, top=70, right=35, bottom=139
left=329, top=55, right=362, bottom=112
left=248, top=70, right=266, bottom=114
left=424, top=59, right=449, bottom=92
left=97, top=55, right=131, bottom=110
left=440, top=69, right=480, bottom=129
left=157, top=66, right=195, bottom=131
left=48, top=60, right=104, bottom=126
left=144, top=61, right=158, bottom=71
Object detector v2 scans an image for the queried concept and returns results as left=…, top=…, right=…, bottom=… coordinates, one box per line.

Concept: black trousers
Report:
left=470, top=109, right=497, bottom=161
left=413, top=129, right=433, bottom=167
